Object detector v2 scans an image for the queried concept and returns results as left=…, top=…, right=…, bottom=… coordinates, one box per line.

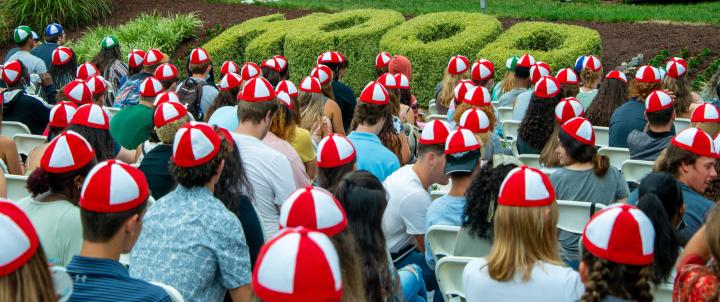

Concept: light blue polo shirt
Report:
left=347, top=131, right=400, bottom=181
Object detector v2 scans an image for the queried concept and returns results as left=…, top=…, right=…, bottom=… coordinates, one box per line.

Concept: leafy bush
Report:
left=1, top=0, right=111, bottom=35
left=67, top=13, right=202, bottom=63
left=477, top=22, right=601, bottom=81
left=380, top=12, right=502, bottom=105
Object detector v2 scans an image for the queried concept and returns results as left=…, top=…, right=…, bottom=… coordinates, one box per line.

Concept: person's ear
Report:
left=643, top=112, right=648, bottom=121
left=125, top=213, right=141, bottom=235
left=205, top=64, right=212, bottom=74
left=216, top=159, right=225, bottom=177
left=579, top=261, right=589, bottom=282
left=74, top=175, right=85, bottom=191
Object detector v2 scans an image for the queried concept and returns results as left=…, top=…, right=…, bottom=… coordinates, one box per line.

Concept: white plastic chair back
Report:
left=652, top=282, right=673, bottom=302
left=428, top=99, right=438, bottom=115
left=453, top=227, right=492, bottom=258
left=427, top=114, right=448, bottom=122
left=106, top=107, right=121, bottom=118
left=556, top=200, right=607, bottom=234
left=496, top=106, right=513, bottom=123
left=6, top=174, right=30, bottom=201
left=593, top=126, right=610, bottom=147
left=621, top=160, right=654, bottom=184
left=13, top=134, right=46, bottom=156
left=597, top=147, right=630, bottom=169
left=427, top=225, right=460, bottom=262
left=149, top=281, right=185, bottom=302
left=436, top=256, right=474, bottom=302
left=430, top=180, right=452, bottom=200
left=518, top=154, right=541, bottom=169
left=502, top=120, right=521, bottom=140
left=674, top=118, right=690, bottom=133
left=1, top=121, right=31, bottom=138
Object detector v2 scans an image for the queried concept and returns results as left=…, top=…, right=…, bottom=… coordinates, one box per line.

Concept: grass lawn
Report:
left=255, top=0, right=720, bottom=24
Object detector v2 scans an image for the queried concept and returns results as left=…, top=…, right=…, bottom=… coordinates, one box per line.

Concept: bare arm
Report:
left=676, top=225, right=711, bottom=272
left=305, top=159, right=317, bottom=180
left=0, top=137, right=23, bottom=175
left=324, top=100, right=346, bottom=136
left=229, top=285, right=253, bottom=302
left=414, top=235, right=426, bottom=253
left=116, top=147, right=136, bottom=164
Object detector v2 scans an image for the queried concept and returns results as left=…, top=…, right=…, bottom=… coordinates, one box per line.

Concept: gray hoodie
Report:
left=627, top=129, right=673, bottom=161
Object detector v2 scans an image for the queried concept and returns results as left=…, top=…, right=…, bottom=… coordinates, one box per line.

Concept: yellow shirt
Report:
left=291, top=127, right=315, bottom=163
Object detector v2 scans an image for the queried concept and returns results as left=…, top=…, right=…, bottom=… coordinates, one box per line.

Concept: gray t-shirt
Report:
left=7, top=50, right=47, bottom=75
left=497, top=88, right=531, bottom=108
left=511, top=90, right=532, bottom=121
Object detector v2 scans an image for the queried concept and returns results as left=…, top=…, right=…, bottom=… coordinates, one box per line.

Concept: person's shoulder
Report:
left=122, top=278, right=172, bottom=301
left=464, top=257, right=489, bottom=275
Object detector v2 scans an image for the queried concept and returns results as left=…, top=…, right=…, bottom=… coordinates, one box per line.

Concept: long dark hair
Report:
left=317, top=160, right=355, bottom=193
left=518, top=94, right=559, bottom=150
left=558, top=128, right=610, bottom=177
left=260, top=66, right=288, bottom=88
left=213, top=128, right=253, bottom=202
left=50, top=55, right=77, bottom=89
left=334, top=171, right=395, bottom=302
left=463, top=161, right=517, bottom=240
left=66, top=125, right=115, bottom=162
left=586, top=78, right=628, bottom=127
left=580, top=251, right=653, bottom=302
left=205, top=87, right=240, bottom=122
left=378, top=110, right=403, bottom=163
left=91, top=46, right=121, bottom=75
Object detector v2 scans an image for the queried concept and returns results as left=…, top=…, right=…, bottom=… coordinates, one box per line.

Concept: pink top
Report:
left=262, top=132, right=310, bottom=188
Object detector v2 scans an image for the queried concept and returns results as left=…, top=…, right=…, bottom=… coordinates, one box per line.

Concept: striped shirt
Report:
left=67, top=255, right=170, bottom=302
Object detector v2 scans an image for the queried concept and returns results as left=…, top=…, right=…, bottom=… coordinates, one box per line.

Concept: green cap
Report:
left=13, top=26, right=32, bottom=44
left=100, top=35, right=119, bottom=49
left=505, top=56, right=519, bottom=70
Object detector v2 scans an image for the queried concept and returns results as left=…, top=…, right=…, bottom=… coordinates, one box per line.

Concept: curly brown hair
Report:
left=350, top=102, right=389, bottom=129
left=586, top=78, right=629, bottom=127
left=518, top=94, right=560, bottom=150
left=629, top=80, right=661, bottom=101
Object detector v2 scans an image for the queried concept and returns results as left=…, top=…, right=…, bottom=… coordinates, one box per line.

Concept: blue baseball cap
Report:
left=45, top=23, right=63, bottom=37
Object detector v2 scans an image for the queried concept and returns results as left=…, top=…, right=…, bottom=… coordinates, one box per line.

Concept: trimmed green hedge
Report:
left=477, top=22, right=601, bottom=80
left=380, top=12, right=502, bottom=105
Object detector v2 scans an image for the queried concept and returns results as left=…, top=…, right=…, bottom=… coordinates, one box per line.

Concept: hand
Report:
left=40, top=73, right=53, bottom=87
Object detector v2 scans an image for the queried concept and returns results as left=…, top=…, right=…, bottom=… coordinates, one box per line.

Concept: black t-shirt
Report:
left=2, top=90, right=50, bottom=135
left=138, top=144, right=175, bottom=200
left=331, top=80, right=357, bottom=132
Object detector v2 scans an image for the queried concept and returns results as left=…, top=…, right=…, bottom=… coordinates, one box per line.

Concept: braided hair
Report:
left=580, top=251, right=653, bottom=302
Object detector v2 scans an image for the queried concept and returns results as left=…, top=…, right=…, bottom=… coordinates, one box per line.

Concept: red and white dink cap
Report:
left=471, top=59, right=494, bottom=82
left=143, top=49, right=165, bottom=66
left=277, top=91, right=292, bottom=109
left=529, top=62, right=551, bottom=83
left=262, top=55, right=288, bottom=72
left=252, top=227, right=343, bottom=302
left=635, top=65, right=662, bottom=83
left=453, top=80, right=475, bottom=104
left=139, top=77, right=164, bottom=98
left=154, top=91, right=181, bottom=106
left=377, top=73, right=398, bottom=89
left=516, top=53, right=536, bottom=68
left=556, top=68, right=579, bottom=85
left=582, top=204, right=655, bottom=266
left=41, top=130, right=95, bottom=173
left=419, top=120, right=451, bottom=145
left=1, top=60, right=22, bottom=84
left=276, top=80, right=299, bottom=97
left=644, top=90, right=673, bottom=113
left=238, top=77, right=276, bottom=102
left=299, top=76, right=322, bottom=94
left=463, top=86, right=491, bottom=107
left=64, top=79, right=93, bottom=105
left=155, top=102, right=189, bottom=128
left=376, top=52, right=392, bottom=69
left=49, top=101, right=78, bottom=128
left=666, top=57, right=688, bottom=78
left=85, top=75, right=107, bottom=95
left=218, top=73, right=242, bottom=92
left=317, top=51, right=345, bottom=65
left=76, top=62, right=99, bottom=80
left=554, top=97, right=584, bottom=124
left=128, top=49, right=145, bottom=69
left=459, top=109, right=490, bottom=134
left=447, top=55, right=470, bottom=75
left=445, top=128, right=481, bottom=155
left=241, top=62, right=261, bottom=81
left=311, top=64, right=333, bottom=85
left=80, top=160, right=150, bottom=213
left=154, top=63, right=178, bottom=81
left=0, top=201, right=39, bottom=277
left=317, top=134, right=356, bottom=168
left=583, top=55, right=602, bottom=72
left=533, top=75, right=560, bottom=99
left=71, top=104, right=110, bottom=130
left=189, top=48, right=210, bottom=65
left=395, top=74, right=410, bottom=90
left=561, top=117, right=595, bottom=146
left=359, top=81, right=389, bottom=105
left=691, top=103, right=720, bottom=123
left=498, top=165, right=555, bottom=207
left=605, top=70, right=628, bottom=83
left=671, top=127, right=715, bottom=158
left=220, top=61, right=240, bottom=75
left=172, top=122, right=221, bottom=167
left=714, top=133, right=720, bottom=159
left=52, top=46, right=73, bottom=66
left=280, top=186, right=348, bottom=236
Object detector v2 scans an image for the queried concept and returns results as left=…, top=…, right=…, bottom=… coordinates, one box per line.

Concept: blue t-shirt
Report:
left=347, top=131, right=400, bottom=181
left=424, top=194, right=467, bottom=271
left=207, top=105, right=238, bottom=130
left=67, top=256, right=170, bottom=302
left=609, top=99, right=645, bottom=148
left=31, top=42, right=59, bottom=70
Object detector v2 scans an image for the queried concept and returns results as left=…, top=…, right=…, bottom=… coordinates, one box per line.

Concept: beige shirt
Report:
left=16, top=197, right=83, bottom=266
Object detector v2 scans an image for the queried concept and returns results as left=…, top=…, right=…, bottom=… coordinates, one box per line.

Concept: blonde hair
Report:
left=581, top=68, right=603, bottom=89
left=540, top=126, right=561, bottom=168
left=663, top=75, right=694, bottom=116
left=269, top=105, right=296, bottom=142
left=486, top=202, right=561, bottom=281
left=438, top=71, right=470, bottom=108
left=629, top=81, right=661, bottom=100
left=0, top=246, right=55, bottom=302
left=690, top=121, right=720, bottom=138
left=387, top=88, right=401, bottom=117
left=298, top=90, right=325, bottom=133
left=499, top=70, right=516, bottom=97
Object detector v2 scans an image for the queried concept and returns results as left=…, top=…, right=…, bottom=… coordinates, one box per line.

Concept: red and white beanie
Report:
left=691, top=103, right=720, bottom=123
left=252, top=227, right=343, bottom=302
left=317, top=51, right=345, bottom=65
left=635, top=65, right=662, bottom=83
left=583, top=55, right=602, bottom=72
left=41, top=130, right=95, bottom=173
left=554, top=97, right=584, bottom=124
left=533, top=76, right=561, bottom=99
left=76, top=62, right=99, bottom=80
left=529, top=62, right=551, bottom=83
left=49, top=101, right=78, bottom=128
left=238, top=77, right=276, bottom=102
left=359, top=81, right=389, bottom=105
left=498, top=166, right=555, bottom=207
left=561, top=117, right=595, bottom=146
left=85, top=75, right=107, bottom=96
left=516, top=53, right=536, bottom=68
left=453, top=80, right=476, bottom=104
left=262, top=55, right=288, bottom=72
left=71, top=104, right=110, bottom=130
left=218, top=73, right=243, bottom=92
left=52, top=46, right=73, bottom=66
left=143, top=48, right=165, bottom=66
left=311, top=64, right=333, bottom=85
left=317, top=134, right=356, bottom=168
left=276, top=80, right=299, bottom=97
left=377, top=73, right=398, bottom=89
left=1, top=60, right=22, bottom=84
left=154, top=102, right=188, bottom=128
left=172, top=122, right=221, bottom=167
left=127, top=49, right=145, bottom=69
left=556, top=68, right=579, bottom=85
left=671, top=127, right=715, bottom=158
left=463, top=86, right=491, bottom=107
left=277, top=91, right=292, bottom=109
left=447, top=55, right=470, bottom=75
left=299, top=76, right=322, bottom=94
left=139, top=77, right=164, bottom=98
left=419, top=120, right=451, bottom=145
left=154, top=63, right=178, bottom=81
left=445, top=128, right=481, bottom=155
left=189, top=48, right=211, bottom=65
left=582, top=204, right=655, bottom=265
left=376, top=52, right=392, bottom=69
left=471, top=59, right=495, bottom=82
left=666, top=57, right=688, bottom=78
left=0, top=201, right=39, bottom=277
left=459, top=108, right=490, bottom=134
left=220, top=61, right=240, bottom=75
left=714, top=134, right=720, bottom=158
left=64, top=79, right=93, bottom=105
left=79, top=160, right=150, bottom=213
left=644, top=90, right=673, bottom=113
left=605, top=70, right=628, bottom=83
left=395, top=73, right=410, bottom=90
left=280, top=186, right=348, bottom=236
left=154, top=91, right=181, bottom=106
left=241, top=62, right=261, bottom=81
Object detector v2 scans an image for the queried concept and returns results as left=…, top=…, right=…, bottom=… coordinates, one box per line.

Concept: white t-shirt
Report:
left=232, top=133, right=296, bottom=239
left=462, top=257, right=584, bottom=302
left=382, top=165, right=432, bottom=253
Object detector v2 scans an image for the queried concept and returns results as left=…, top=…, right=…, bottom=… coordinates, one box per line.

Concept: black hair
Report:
left=205, top=88, right=240, bottom=122
left=646, top=107, right=674, bottom=127
left=518, top=94, right=559, bottom=150
left=50, top=54, right=77, bottom=89
left=26, top=160, right=95, bottom=202
left=399, top=89, right=412, bottom=107
left=317, top=160, right=355, bottom=193
left=260, top=66, right=288, bottom=87
left=66, top=125, right=116, bottom=162
left=45, top=35, right=60, bottom=43
left=558, top=128, right=610, bottom=177
left=46, top=126, right=65, bottom=142
left=80, top=201, right=147, bottom=242
left=169, top=146, right=228, bottom=188
left=463, top=161, right=518, bottom=240
left=213, top=130, right=254, bottom=209
left=322, top=62, right=348, bottom=82
left=514, top=66, right=530, bottom=79
left=91, top=46, right=121, bottom=76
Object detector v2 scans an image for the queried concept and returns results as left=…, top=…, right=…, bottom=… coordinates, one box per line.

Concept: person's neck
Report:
left=513, top=79, right=529, bottom=89
left=581, top=85, right=596, bottom=92
left=648, top=123, right=672, bottom=133
left=37, top=190, right=74, bottom=203
left=355, top=123, right=382, bottom=135
left=448, top=176, right=472, bottom=197
left=567, top=161, right=593, bottom=171
left=235, top=122, right=265, bottom=140
left=191, top=73, right=206, bottom=80
left=411, top=163, right=434, bottom=190
left=80, top=240, right=123, bottom=261
left=18, top=45, right=32, bottom=52
left=139, top=99, right=154, bottom=108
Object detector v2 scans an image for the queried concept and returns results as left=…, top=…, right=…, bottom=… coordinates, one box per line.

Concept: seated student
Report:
left=176, top=48, right=218, bottom=120
left=1, top=60, right=51, bottom=135
left=316, top=133, right=356, bottom=193
left=318, top=51, right=355, bottom=132
left=434, top=55, right=471, bottom=115
left=67, top=160, right=170, bottom=302
left=425, top=128, right=482, bottom=270
left=456, top=106, right=503, bottom=159
left=491, top=56, right=517, bottom=102
left=84, top=75, right=110, bottom=107
left=68, top=104, right=115, bottom=162
left=297, top=75, right=345, bottom=144
left=154, top=63, right=179, bottom=92
left=7, top=26, right=56, bottom=103
left=32, top=23, right=65, bottom=69
left=555, top=68, right=580, bottom=99
left=125, top=49, right=145, bottom=81
left=26, top=102, right=76, bottom=174
left=497, top=54, right=533, bottom=107
left=609, top=65, right=662, bottom=148
left=109, top=77, right=163, bottom=150
left=347, top=81, right=400, bottom=181
left=579, top=204, right=655, bottom=302
left=92, top=35, right=128, bottom=103
left=517, top=76, right=562, bottom=155
left=690, top=103, right=720, bottom=137
left=376, top=73, right=411, bottom=165
left=627, top=90, right=675, bottom=161
left=540, top=97, right=584, bottom=168
left=114, top=48, right=166, bottom=107
left=586, top=71, right=629, bottom=127
left=0, top=201, right=58, bottom=302
left=462, top=166, right=584, bottom=302
left=512, top=62, right=551, bottom=121
left=50, top=46, right=77, bottom=89
left=664, top=57, right=702, bottom=119
left=376, top=51, right=392, bottom=76
left=674, top=206, right=720, bottom=300
left=263, top=91, right=310, bottom=187
left=575, top=55, right=603, bottom=109
left=18, top=131, right=96, bottom=266
left=277, top=79, right=317, bottom=179
left=206, top=72, right=242, bottom=121
left=131, top=122, right=252, bottom=301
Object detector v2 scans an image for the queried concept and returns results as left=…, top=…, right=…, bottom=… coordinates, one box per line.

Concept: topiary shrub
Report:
left=477, top=22, right=601, bottom=81
left=1, top=0, right=111, bottom=35
left=379, top=12, right=502, bottom=106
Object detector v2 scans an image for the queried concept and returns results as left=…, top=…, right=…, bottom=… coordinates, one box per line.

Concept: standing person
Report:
left=231, top=77, right=295, bottom=239
left=609, top=65, right=662, bottom=147
left=297, top=75, right=345, bottom=144
left=277, top=79, right=317, bottom=179
left=316, top=133, right=356, bottom=193
left=67, top=160, right=170, bottom=302
left=517, top=76, right=562, bottom=154
left=260, top=55, right=288, bottom=87
left=49, top=45, right=77, bottom=89
left=109, top=77, right=163, bottom=150
left=31, top=23, right=65, bottom=68
left=176, top=48, right=218, bottom=120
left=114, top=48, right=167, bottom=107
left=435, top=55, right=471, bottom=115
left=462, top=166, right=584, bottom=302
left=131, top=122, right=253, bottom=302
left=575, top=55, right=603, bottom=109
left=497, top=54, right=533, bottom=107
left=92, top=35, right=128, bottom=105
left=627, top=91, right=675, bottom=161
left=1, top=60, right=51, bottom=134
left=664, top=57, right=702, bottom=119
left=540, top=97, right=584, bottom=168
left=318, top=51, right=356, bottom=133
left=263, top=91, right=310, bottom=187
left=586, top=71, right=629, bottom=127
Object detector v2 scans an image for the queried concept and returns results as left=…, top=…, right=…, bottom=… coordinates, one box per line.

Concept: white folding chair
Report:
left=502, top=120, right=521, bottom=140
left=1, top=121, right=31, bottom=138
left=652, top=282, right=673, bottom=302
left=518, top=154, right=541, bottom=169
left=597, top=147, right=630, bottom=169
left=621, top=159, right=654, bottom=184
left=5, top=174, right=30, bottom=201
left=427, top=225, right=461, bottom=263
left=427, top=114, right=448, bottom=122
left=13, top=134, right=46, bottom=156
left=430, top=180, right=452, bottom=200
left=674, top=118, right=690, bottom=133
left=149, top=281, right=185, bottom=302
left=106, top=106, right=121, bottom=118
left=556, top=200, right=607, bottom=234
left=453, top=227, right=492, bottom=258
left=593, top=126, right=609, bottom=147
left=496, top=106, right=513, bottom=123
left=436, top=256, right=474, bottom=302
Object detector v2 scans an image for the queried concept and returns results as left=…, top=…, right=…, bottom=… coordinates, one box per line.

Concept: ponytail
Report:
left=637, top=192, right=680, bottom=284
left=592, top=154, right=610, bottom=177
left=26, top=167, right=49, bottom=197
